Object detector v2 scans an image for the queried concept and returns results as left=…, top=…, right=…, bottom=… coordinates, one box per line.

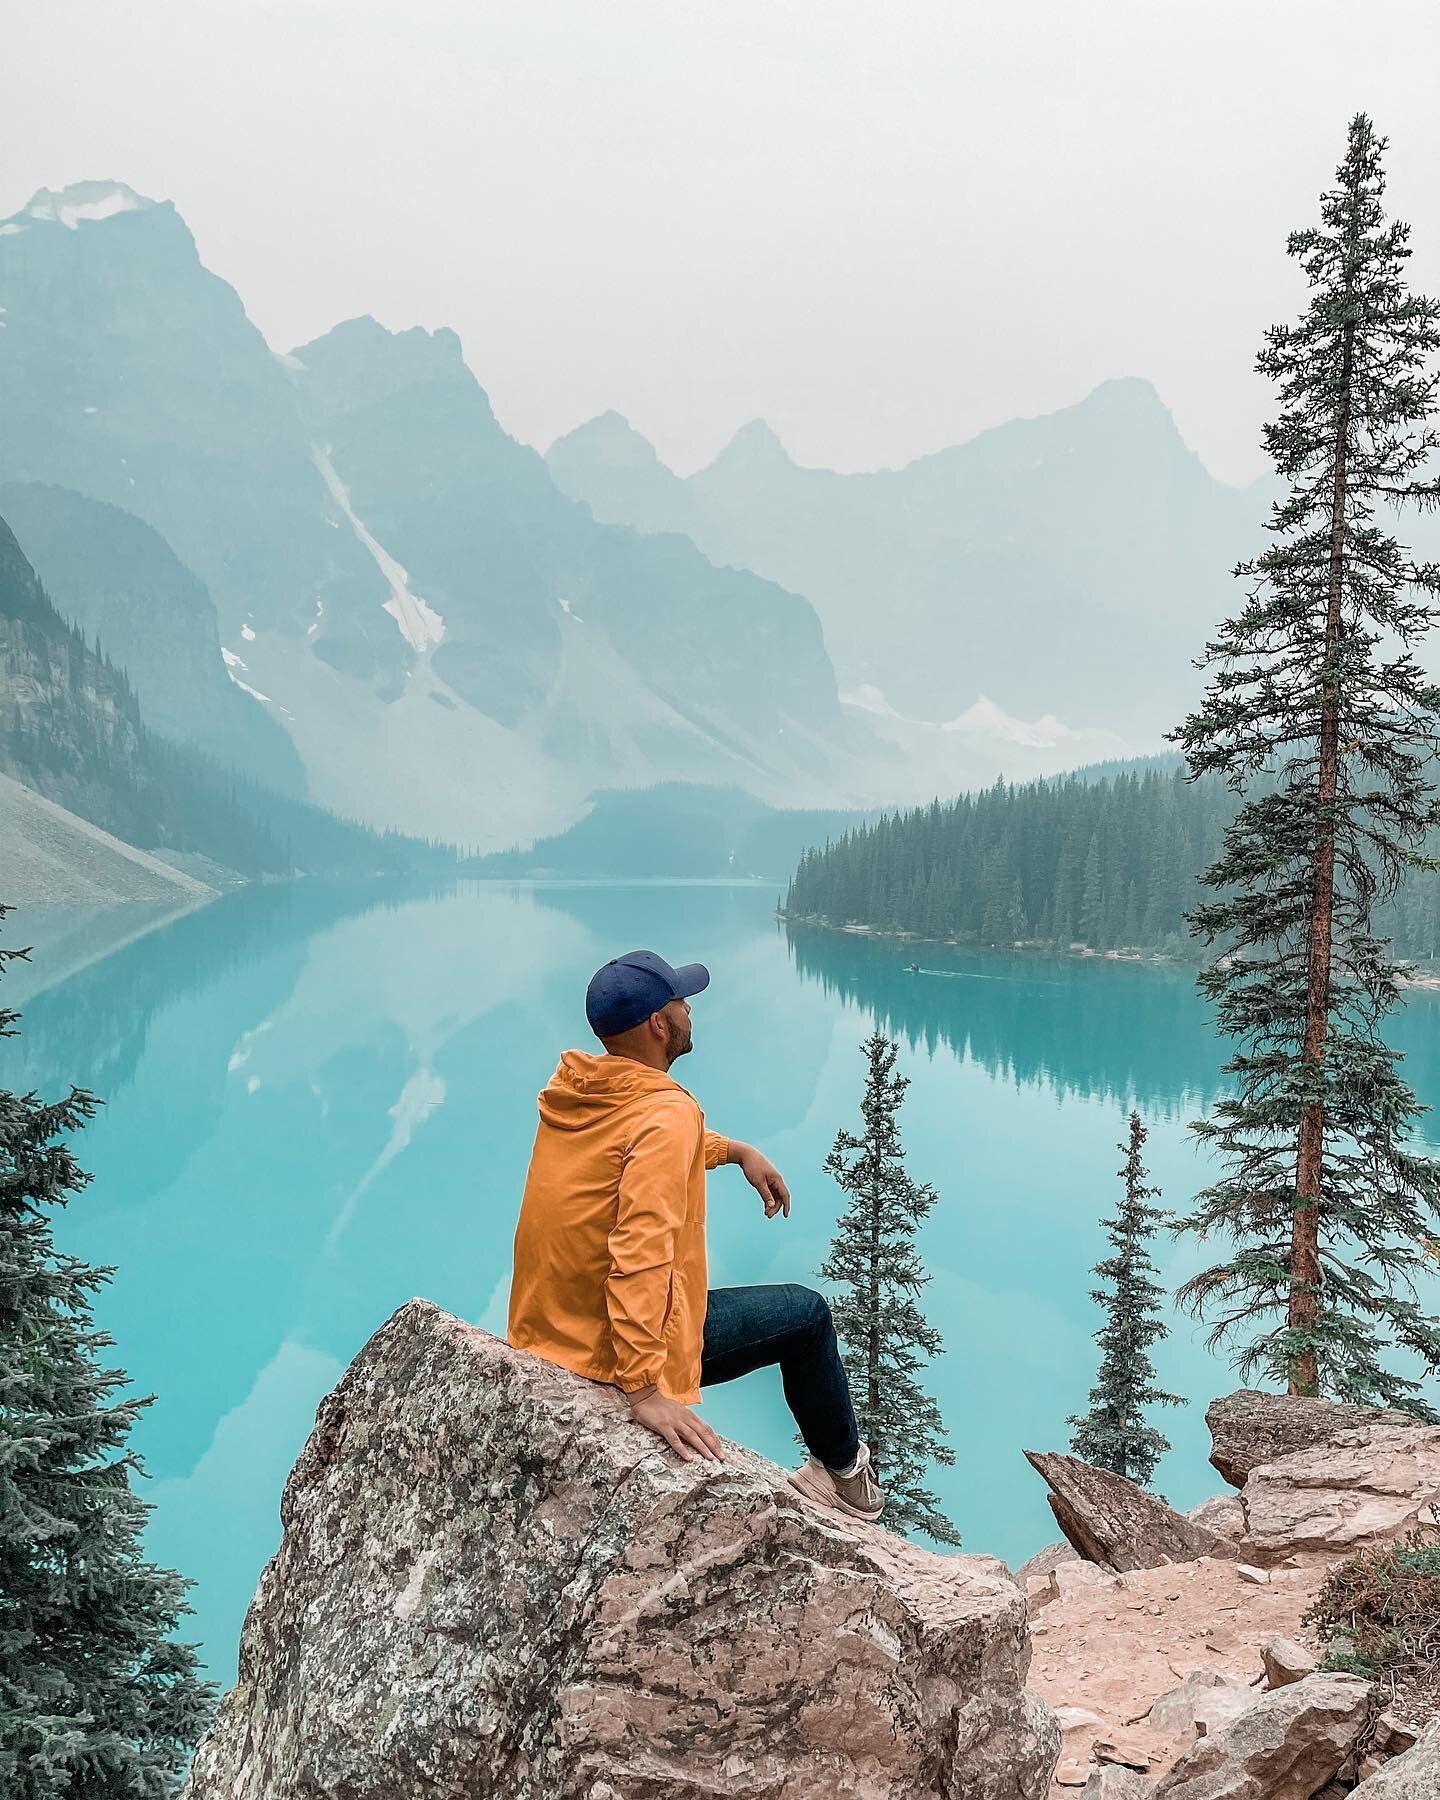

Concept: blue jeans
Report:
left=700, top=1283, right=860, bottom=1472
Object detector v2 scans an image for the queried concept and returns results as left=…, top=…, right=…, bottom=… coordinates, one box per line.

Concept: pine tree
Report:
left=821, top=1032, right=959, bottom=1544
left=1068, top=1113, right=1184, bottom=1486
left=1169, top=115, right=1440, bottom=1410
left=0, top=910, right=214, bottom=1794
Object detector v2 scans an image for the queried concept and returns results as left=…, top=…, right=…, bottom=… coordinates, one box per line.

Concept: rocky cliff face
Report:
left=0, top=512, right=152, bottom=839
left=0, top=481, right=305, bottom=795
left=184, top=1299, right=1060, bottom=1800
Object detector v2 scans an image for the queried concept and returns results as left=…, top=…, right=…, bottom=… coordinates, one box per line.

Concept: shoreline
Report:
left=778, top=910, right=1440, bottom=990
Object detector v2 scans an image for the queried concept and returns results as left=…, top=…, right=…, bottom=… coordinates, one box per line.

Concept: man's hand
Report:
left=627, top=1388, right=726, bottom=1462
left=732, top=1141, right=791, bottom=1218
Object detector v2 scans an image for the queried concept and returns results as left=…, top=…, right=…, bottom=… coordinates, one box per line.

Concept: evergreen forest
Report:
left=783, top=762, right=1440, bottom=967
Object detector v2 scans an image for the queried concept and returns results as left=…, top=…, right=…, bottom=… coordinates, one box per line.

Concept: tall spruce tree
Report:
left=1170, top=114, right=1440, bottom=1410
left=821, top=1032, right=959, bottom=1544
left=0, top=912, right=214, bottom=1795
left=1068, top=1113, right=1184, bottom=1486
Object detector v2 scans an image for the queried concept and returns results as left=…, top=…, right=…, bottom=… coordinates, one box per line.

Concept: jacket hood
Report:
left=537, top=1049, right=683, bottom=1130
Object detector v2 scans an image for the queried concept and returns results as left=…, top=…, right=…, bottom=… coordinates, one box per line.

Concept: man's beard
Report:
left=664, top=1016, right=693, bottom=1064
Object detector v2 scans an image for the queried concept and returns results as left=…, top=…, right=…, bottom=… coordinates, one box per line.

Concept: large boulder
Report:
left=184, top=1300, right=1060, bottom=1800
left=1238, top=1425, right=1440, bottom=1562
left=1348, top=1715, right=1440, bottom=1798
left=1151, top=1672, right=1372, bottom=1800
left=1206, top=1391, right=1421, bottom=1490
left=1022, top=1452, right=1222, bottom=1572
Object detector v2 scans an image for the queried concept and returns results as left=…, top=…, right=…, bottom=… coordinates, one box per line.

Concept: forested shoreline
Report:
left=782, top=763, right=1440, bottom=966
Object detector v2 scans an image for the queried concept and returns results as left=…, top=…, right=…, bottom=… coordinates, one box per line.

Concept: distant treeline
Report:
left=783, top=764, right=1440, bottom=963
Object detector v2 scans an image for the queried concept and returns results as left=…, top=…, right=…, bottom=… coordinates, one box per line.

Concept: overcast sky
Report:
left=6, top=0, right=1440, bottom=482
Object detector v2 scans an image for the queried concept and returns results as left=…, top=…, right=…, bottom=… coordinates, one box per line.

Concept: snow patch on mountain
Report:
left=19, top=181, right=152, bottom=230
left=839, top=684, right=1135, bottom=795
left=839, top=683, right=900, bottom=719
left=943, top=694, right=1090, bottom=749
left=843, top=684, right=1100, bottom=749
left=223, top=657, right=293, bottom=719
left=310, top=445, right=446, bottom=654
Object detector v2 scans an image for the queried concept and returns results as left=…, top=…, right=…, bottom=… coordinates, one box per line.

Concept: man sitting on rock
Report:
left=508, top=949, right=885, bottom=1522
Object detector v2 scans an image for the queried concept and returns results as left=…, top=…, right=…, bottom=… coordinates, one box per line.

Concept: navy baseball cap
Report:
left=585, top=949, right=711, bottom=1039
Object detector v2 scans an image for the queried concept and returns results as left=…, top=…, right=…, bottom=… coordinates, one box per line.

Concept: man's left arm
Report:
left=704, top=1130, right=790, bottom=1219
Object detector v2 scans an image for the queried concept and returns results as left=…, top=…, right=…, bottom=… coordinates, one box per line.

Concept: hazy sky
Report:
left=6, top=0, right=1440, bottom=482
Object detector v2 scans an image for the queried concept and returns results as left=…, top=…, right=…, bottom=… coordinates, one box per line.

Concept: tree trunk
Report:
left=1292, top=306, right=1355, bottom=1397
left=867, top=1177, right=882, bottom=1479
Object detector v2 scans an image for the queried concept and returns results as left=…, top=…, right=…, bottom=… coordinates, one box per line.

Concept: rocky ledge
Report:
left=183, top=1299, right=1060, bottom=1800
left=1020, top=1389, right=1440, bottom=1799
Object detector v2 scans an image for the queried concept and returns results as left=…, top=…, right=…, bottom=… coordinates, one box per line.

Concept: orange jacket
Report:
left=507, top=1050, right=729, bottom=1404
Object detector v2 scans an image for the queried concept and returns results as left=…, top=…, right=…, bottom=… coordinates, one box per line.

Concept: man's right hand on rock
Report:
left=627, top=1386, right=726, bottom=1463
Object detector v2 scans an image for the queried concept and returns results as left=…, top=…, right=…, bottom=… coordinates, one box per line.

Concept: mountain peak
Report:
left=548, top=411, right=666, bottom=472
left=9, top=180, right=155, bottom=231
left=705, top=418, right=792, bottom=474
left=294, top=316, right=464, bottom=362
left=1076, top=375, right=1170, bottom=417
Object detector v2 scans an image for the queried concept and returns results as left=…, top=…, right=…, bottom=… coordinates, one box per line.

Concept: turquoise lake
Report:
left=7, top=879, right=1440, bottom=1677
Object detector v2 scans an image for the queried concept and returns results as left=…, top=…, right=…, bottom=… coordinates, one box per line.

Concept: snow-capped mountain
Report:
left=0, top=182, right=881, bottom=846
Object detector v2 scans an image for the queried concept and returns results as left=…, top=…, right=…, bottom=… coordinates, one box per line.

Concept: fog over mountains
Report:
left=548, top=382, right=1267, bottom=747
left=1, top=177, right=1297, bottom=854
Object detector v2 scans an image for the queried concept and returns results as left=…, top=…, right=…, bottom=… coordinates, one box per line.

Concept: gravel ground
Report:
left=0, top=769, right=217, bottom=906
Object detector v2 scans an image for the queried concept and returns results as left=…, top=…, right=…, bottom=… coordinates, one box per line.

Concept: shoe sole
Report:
left=787, top=1463, right=884, bottom=1523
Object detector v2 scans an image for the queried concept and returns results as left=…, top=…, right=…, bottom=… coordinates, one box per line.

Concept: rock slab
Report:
left=1016, top=1539, right=1080, bottom=1586
left=1147, top=1671, right=1252, bottom=1740
left=1083, top=1770, right=1152, bottom=1800
left=1238, top=1424, right=1440, bottom=1561
left=1151, top=1672, right=1372, bottom=1800
left=183, top=1300, right=1060, bottom=1800
left=1187, top=1495, right=1245, bottom=1542
left=1206, top=1391, right=1421, bottom=1490
left=1347, top=1715, right=1440, bottom=1799
left=1023, top=1452, right=1222, bottom=1572
left=1259, top=1635, right=1315, bottom=1690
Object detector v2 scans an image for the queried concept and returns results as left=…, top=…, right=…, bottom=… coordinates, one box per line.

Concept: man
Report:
left=508, top=949, right=885, bottom=1521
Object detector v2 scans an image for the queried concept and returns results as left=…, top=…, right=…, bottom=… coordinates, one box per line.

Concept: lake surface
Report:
left=7, top=879, right=1440, bottom=1677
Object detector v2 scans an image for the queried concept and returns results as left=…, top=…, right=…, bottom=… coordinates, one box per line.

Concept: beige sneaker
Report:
left=787, top=1442, right=885, bottom=1522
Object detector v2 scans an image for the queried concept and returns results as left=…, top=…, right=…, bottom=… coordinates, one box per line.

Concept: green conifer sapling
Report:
left=822, top=1031, right=959, bottom=1543
left=1068, top=1112, right=1184, bottom=1486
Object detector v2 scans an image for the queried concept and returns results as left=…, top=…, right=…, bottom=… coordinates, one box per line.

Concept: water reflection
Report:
left=785, top=922, right=1224, bottom=1115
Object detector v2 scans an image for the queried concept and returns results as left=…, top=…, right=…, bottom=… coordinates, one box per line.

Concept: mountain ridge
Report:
left=0, top=181, right=879, bottom=847
left=547, top=375, right=1264, bottom=741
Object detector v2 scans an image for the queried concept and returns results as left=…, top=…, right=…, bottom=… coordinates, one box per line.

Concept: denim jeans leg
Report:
left=699, top=1283, right=861, bottom=1471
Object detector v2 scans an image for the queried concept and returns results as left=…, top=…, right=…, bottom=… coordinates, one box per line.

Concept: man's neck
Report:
left=604, top=1047, right=674, bottom=1075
